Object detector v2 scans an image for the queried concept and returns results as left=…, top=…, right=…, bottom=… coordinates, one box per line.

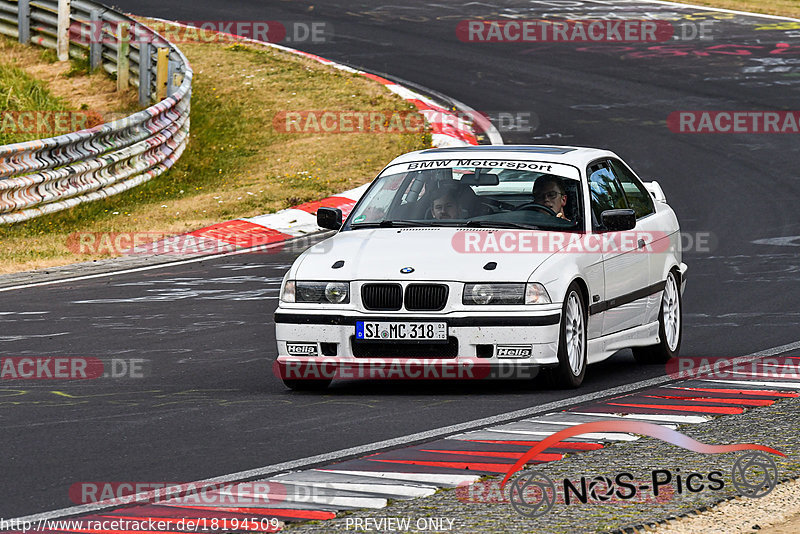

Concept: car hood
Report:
left=293, top=227, right=559, bottom=282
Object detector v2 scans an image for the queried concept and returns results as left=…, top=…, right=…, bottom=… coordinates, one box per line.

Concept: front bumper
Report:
left=274, top=310, right=562, bottom=380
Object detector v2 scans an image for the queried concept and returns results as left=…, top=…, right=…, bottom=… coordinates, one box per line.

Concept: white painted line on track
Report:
left=316, top=471, right=479, bottom=487
left=271, top=471, right=439, bottom=489
left=7, top=339, right=800, bottom=525
left=747, top=340, right=800, bottom=358
left=698, top=379, right=800, bottom=389
left=647, top=0, right=800, bottom=22
left=523, top=419, right=678, bottom=430
left=209, top=488, right=387, bottom=509
left=269, top=480, right=437, bottom=498
left=0, top=332, right=69, bottom=341
left=571, top=412, right=711, bottom=424
left=480, top=428, right=641, bottom=441
left=0, top=234, right=332, bottom=293
left=725, top=371, right=800, bottom=380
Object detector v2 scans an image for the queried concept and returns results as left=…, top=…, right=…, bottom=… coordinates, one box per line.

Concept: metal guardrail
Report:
left=0, top=0, right=192, bottom=223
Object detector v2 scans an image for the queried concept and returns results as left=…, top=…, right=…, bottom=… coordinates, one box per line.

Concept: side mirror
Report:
left=600, top=209, right=636, bottom=231
left=317, top=207, right=343, bottom=231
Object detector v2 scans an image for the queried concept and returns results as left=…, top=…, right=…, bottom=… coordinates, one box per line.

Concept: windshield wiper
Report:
left=461, top=220, right=541, bottom=230
left=351, top=219, right=433, bottom=229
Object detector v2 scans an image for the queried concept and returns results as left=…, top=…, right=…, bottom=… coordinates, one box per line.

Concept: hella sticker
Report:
left=496, top=345, right=533, bottom=358
left=287, top=343, right=318, bottom=356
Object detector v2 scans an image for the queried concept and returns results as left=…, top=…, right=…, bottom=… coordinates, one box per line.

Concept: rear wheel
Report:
left=546, top=282, right=587, bottom=388
left=633, top=270, right=682, bottom=364
left=282, top=379, right=332, bottom=391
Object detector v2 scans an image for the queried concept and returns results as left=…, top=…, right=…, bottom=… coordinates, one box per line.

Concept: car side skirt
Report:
left=587, top=321, right=660, bottom=364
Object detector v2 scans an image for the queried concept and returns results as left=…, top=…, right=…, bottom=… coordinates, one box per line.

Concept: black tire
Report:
left=633, top=270, right=682, bottom=364
left=282, top=379, right=332, bottom=391
left=546, top=282, right=587, bottom=389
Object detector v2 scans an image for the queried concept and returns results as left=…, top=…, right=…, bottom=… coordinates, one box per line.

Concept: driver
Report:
left=532, top=176, right=569, bottom=219
left=431, top=184, right=464, bottom=220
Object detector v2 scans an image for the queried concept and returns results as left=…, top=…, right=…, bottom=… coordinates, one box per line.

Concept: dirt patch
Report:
left=0, top=37, right=138, bottom=118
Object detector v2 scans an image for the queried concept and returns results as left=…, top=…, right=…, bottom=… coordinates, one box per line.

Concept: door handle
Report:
left=638, top=239, right=647, bottom=249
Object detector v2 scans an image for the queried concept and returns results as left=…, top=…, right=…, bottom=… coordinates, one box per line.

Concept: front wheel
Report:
left=546, top=282, right=587, bottom=388
left=633, top=270, right=682, bottom=364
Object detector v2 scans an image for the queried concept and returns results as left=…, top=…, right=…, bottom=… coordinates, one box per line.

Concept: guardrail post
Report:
left=166, top=57, right=177, bottom=97
left=155, top=47, right=169, bottom=100
left=89, top=10, right=102, bottom=71
left=117, top=22, right=130, bottom=91
left=138, top=41, right=152, bottom=106
left=18, top=0, right=30, bottom=44
left=57, top=0, right=71, bottom=61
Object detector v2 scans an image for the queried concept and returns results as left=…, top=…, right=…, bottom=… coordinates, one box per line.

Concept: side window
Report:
left=609, top=159, right=655, bottom=218
left=353, top=173, right=414, bottom=223
left=588, top=161, right=628, bottom=222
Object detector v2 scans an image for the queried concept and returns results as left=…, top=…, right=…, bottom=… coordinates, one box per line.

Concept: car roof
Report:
left=388, top=145, right=619, bottom=169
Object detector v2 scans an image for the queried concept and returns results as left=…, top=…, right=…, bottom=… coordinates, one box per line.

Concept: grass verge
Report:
left=0, top=60, right=69, bottom=146
left=0, top=37, right=137, bottom=145
left=0, top=24, right=430, bottom=273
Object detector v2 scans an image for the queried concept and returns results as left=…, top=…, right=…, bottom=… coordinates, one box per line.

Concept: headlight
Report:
left=280, top=279, right=296, bottom=302
left=324, top=282, right=349, bottom=304
left=463, top=283, right=551, bottom=305
left=463, top=283, right=524, bottom=305
left=525, top=282, right=551, bottom=304
left=287, top=281, right=350, bottom=304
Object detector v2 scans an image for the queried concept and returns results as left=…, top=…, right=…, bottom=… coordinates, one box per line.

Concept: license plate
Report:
left=355, top=321, right=448, bottom=341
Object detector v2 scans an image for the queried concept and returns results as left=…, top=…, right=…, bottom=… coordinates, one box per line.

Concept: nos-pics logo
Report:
left=499, top=421, right=782, bottom=518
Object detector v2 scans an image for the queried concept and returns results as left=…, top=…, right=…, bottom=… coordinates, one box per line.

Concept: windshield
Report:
left=346, top=161, right=583, bottom=231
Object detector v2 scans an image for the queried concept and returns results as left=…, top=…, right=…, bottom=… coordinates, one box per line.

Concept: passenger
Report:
left=532, top=176, right=569, bottom=219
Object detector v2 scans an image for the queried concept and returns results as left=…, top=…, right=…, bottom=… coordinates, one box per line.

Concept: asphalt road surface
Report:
left=3, top=0, right=800, bottom=518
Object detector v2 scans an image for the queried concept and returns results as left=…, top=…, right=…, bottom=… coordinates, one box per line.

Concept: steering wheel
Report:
left=512, top=202, right=557, bottom=216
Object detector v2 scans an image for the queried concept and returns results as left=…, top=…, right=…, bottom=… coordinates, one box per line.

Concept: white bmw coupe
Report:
left=274, top=146, right=686, bottom=389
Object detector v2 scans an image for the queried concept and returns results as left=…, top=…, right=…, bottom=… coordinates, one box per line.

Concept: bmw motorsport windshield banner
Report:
left=386, top=160, right=581, bottom=179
